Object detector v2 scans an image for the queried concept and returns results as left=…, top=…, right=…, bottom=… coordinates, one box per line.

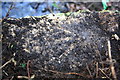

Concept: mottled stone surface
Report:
left=2, top=12, right=120, bottom=78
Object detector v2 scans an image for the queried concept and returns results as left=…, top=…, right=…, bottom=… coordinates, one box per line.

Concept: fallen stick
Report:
left=0, top=58, right=12, bottom=69
left=99, top=68, right=110, bottom=79
left=107, top=40, right=117, bottom=80
left=40, top=68, right=91, bottom=78
left=86, top=63, right=92, bottom=78
left=27, top=60, right=31, bottom=80
left=17, top=75, right=35, bottom=79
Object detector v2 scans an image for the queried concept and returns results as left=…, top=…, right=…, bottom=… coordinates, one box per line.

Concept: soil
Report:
left=1, top=11, right=120, bottom=80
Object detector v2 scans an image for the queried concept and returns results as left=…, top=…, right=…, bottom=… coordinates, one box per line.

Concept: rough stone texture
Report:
left=2, top=12, right=120, bottom=78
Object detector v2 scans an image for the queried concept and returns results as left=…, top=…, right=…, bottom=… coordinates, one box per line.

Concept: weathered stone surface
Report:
left=2, top=11, right=120, bottom=78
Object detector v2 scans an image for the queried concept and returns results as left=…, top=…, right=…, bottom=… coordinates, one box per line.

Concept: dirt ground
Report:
left=1, top=11, right=120, bottom=80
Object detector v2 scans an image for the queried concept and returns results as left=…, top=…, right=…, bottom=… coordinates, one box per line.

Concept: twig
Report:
left=17, top=76, right=29, bottom=79
left=0, top=58, right=16, bottom=69
left=2, top=2, right=14, bottom=22
left=95, top=49, right=105, bottom=69
left=17, top=75, right=35, bottom=79
left=99, top=68, right=110, bottom=79
left=107, top=40, right=117, bottom=80
left=5, top=3, right=14, bottom=18
left=27, top=60, right=31, bottom=80
left=3, top=70, right=8, bottom=76
left=41, top=68, right=91, bottom=78
left=10, top=76, right=14, bottom=80
left=0, top=58, right=12, bottom=69
left=96, top=62, right=98, bottom=78
left=86, top=63, right=92, bottom=78
left=87, top=3, right=94, bottom=9
left=46, top=0, right=54, bottom=16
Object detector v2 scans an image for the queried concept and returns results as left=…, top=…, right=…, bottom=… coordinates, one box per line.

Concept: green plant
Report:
left=102, top=0, right=110, bottom=10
